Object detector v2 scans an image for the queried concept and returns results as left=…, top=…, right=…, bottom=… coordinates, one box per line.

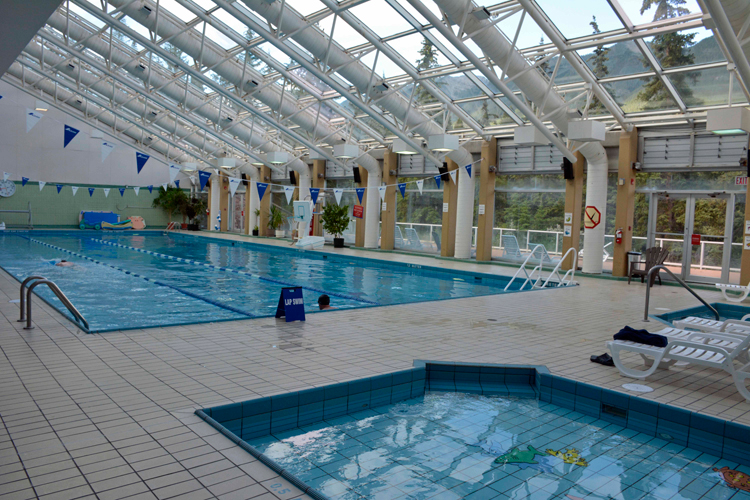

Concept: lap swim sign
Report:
left=275, top=287, right=305, bottom=322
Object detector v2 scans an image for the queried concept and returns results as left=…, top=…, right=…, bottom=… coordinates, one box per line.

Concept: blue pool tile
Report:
left=391, top=383, right=412, bottom=402
left=222, top=418, right=241, bottom=435
left=298, top=387, right=325, bottom=405
left=370, top=387, right=391, bottom=408
left=574, top=395, right=601, bottom=418
left=348, top=378, right=371, bottom=395
left=391, top=370, right=413, bottom=386
left=540, top=386, right=552, bottom=403
left=242, top=397, right=271, bottom=417
left=657, top=404, right=691, bottom=425
left=413, top=367, right=426, bottom=382
left=656, top=420, right=689, bottom=447
left=551, top=376, right=576, bottom=394
left=271, top=392, right=299, bottom=411
left=410, top=380, right=426, bottom=398
left=454, top=371, right=481, bottom=394
left=297, top=401, right=324, bottom=427
left=271, top=407, right=298, bottom=434
left=576, top=383, right=602, bottom=401
left=506, top=383, right=536, bottom=397
left=688, top=428, right=723, bottom=457
left=241, top=412, right=270, bottom=439
left=347, top=391, right=371, bottom=413
left=324, top=396, right=348, bottom=419
left=539, top=373, right=552, bottom=388
left=725, top=421, right=750, bottom=444
left=211, top=402, right=241, bottom=423
left=325, top=382, right=348, bottom=400
left=627, top=411, right=657, bottom=436
left=481, top=365, right=507, bottom=375
left=601, top=390, right=630, bottom=411
left=550, top=390, right=575, bottom=410
left=454, top=363, right=481, bottom=374
left=690, top=413, right=725, bottom=436
left=370, top=374, right=392, bottom=390
left=629, top=397, right=658, bottom=416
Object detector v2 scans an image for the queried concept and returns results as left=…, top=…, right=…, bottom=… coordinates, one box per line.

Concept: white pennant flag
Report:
left=162, top=183, right=169, bottom=191
left=189, top=175, right=196, bottom=185
left=169, top=164, right=181, bottom=184
left=71, top=186, right=79, bottom=196
left=3, top=172, right=9, bottom=181
left=103, top=188, right=110, bottom=198
left=416, top=179, right=424, bottom=195
left=101, top=141, right=114, bottom=162
left=449, top=169, right=457, bottom=184
left=378, top=185, right=387, bottom=201
left=284, top=185, right=295, bottom=204
left=26, top=109, right=43, bottom=133
left=38, top=181, right=46, bottom=191
left=133, top=186, right=140, bottom=196
left=333, top=188, right=343, bottom=205
left=228, top=177, right=240, bottom=197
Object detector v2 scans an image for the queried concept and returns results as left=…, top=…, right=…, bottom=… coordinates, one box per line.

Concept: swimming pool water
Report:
left=248, top=392, right=750, bottom=500
left=0, top=231, right=536, bottom=332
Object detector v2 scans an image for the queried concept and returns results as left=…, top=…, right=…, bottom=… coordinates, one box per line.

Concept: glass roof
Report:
left=6, top=0, right=745, bottom=168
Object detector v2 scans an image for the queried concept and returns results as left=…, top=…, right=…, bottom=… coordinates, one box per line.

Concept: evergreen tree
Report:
left=536, top=37, right=551, bottom=77
left=415, top=39, right=439, bottom=105
left=637, top=0, right=699, bottom=107
left=588, top=16, right=613, bottom=113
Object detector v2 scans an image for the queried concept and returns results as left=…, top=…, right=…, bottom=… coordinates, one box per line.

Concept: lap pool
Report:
left=0, top=231, right=554, bottom=333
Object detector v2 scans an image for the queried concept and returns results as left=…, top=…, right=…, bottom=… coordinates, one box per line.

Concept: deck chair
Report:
left=628, top=247, right=669, bottom=286
left=528, top=242, right=556, bottom=265
left=394, top=226, right=405, bottom=248
left=433, top=232, right=441, bottom=252
left=607, top=329, right=750, bottom=401
left=501, top=235, right=524, bottom=260
left=405, top=228, right=423, bottom=250
left=715, top=283, right=750, bottom=303
left=674, top=316, right=750, bottom=334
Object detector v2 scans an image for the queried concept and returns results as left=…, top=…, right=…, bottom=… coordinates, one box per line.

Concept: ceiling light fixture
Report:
left=513, top=125, right=550, bottom=146
left=428, top=134, right=459, bottom=152
left=392, top=138, right=418, bottom=155
left=706, top=107, right=750, bottom=135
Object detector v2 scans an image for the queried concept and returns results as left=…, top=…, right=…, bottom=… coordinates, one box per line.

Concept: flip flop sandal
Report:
left=590, top=353, right=614, bottom=367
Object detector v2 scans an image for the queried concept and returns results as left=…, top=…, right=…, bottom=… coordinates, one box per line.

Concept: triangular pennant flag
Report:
left=448, top=169, right=457, bottom=184
left=309, top=188, right=320, bottom=205
left=434, top=175, right=442, bottom=190
left=355, top=187, right=365, bottom=204
left=284, top=185, right=295, bottom=204
left=189, top=175, right=196, bottom=185
left=136, top=152, right=150, bottom=174
left=134, top=186, right=140, bottom=196
left=63, top=125, right=79, bottom=148
left=377, top=186, right=387, bottom=202
left=256, top=181, right=268, bottom=200
left=398, top=183, right=406, bottom=199
left=56, top=184, right=63, bottom=194
left=174, top=179, right=180, bottom=189
left=88, top=187, right=95, bottom=197
left=148, top=185, right=153, bottom=193
left=119, top=187, right=125, bottom=196
left=169, top=164, right=181, bottom=183
left=103, top=188, right=110, bottom=198
left=333, top=188, right=343, bottom=205
left=22, top=177, right=29, bottom=186
left=228, top=177, right=240, bottom=197
left=71, top=186, right=79, bottom=196
left=101, top=141, right=114, bottom=162
left=198, top=170, right=211, bottom=191
left=26, top=109, right=42, bottom=132
left=161, top=183, right=168, bottom=192
left=3, top=172, right=9, bottom=181
left=465, top=164, right=472, bottom=178
left=38, top=181, right=46, bottom=191
left=416, top=179, right=424, bottom=195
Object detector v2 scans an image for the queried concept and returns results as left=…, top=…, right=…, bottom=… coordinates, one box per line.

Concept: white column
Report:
left=365, top=169, right=381, bottom=248
left=454, top=166, right=475, bottom=259
left=582, top=162, right=608, bottom=273
left=209, top=174, right=220, bottom=231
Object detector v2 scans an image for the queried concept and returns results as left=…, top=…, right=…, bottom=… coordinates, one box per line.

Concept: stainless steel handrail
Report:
left=643, top=265, right=720, bottom=322
left=18, top=276, right=46, bottom=322
left=23, top=279, right=89, bottom=331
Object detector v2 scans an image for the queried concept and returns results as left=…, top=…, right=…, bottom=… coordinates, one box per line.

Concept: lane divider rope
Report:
left=18, top=235, right=255, bottom=318
left=89, top=237, right=378, bottom=305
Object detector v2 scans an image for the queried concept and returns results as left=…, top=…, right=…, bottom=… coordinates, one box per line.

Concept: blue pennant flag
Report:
left=174, top=180, right=180, bottom=189
left=22, top=177, right=29, bottom=186
left=465, top=164, right=472, bottom=178
left=136, top=152, right=150, bottom=174
left=256, top=182, right=268, bottom=200
left=434, top=174, right=442, bottom=189
left=64, top=125, right=79, bottom=148
left=355, top=187, right=365, bottom=205
left=198, top=170, right=212, bottom=191
left=118, top=187, right=125, bottom=197
left=88, top=187, right=95, bottom=197
left=56, top=184, right=63, bottom=194
left=147, top=185, right=153, bottom=194
left=309, top=188, right=320, bottom=205
left=398, top=183, right=406, bottom=199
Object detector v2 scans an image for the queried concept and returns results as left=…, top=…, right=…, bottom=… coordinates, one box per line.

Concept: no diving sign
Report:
left=584, top=206, right=601, bottom=229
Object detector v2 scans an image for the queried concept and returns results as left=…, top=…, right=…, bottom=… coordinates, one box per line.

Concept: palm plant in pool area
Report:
left=321, top=204, right=351, bottom=248
left=268, top=206, right=286, bottom=237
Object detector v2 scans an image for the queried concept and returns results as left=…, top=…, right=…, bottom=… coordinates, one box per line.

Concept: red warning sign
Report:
left=691, top=234, right=701, bottom=245
left=352, top=205, right=364, bottom=219
left=584, top=206, right=601, bottom=229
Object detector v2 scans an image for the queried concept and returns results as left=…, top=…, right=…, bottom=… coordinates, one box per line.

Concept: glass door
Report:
left=647, top=193, right=688, bottom=278
left=686, top=194, right=733, bottom=283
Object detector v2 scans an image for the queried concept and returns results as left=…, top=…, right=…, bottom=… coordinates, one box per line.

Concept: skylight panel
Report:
left=534, top=0, right=622, bottom=40
left=348, top=0, right=412, bottom=39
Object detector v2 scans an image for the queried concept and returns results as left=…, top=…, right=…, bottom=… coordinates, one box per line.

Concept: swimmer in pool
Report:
left=55, top=259, right=75, bottom=267
left=318, top=294, right=335, bottom=310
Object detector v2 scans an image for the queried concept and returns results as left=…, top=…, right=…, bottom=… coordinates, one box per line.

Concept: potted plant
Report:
left=268, top=206, right=286, bottom=238
left=252, top=225, right=259, bottom=236
left=252, top=209, right=260, bottom=236
left=185, top=198, right=205, bottom=231
left=152, top=186, right=189, bottom=228
left=320, top=203, right=350, bottom=248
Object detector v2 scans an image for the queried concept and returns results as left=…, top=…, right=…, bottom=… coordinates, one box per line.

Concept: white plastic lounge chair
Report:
left=528, top=242, right=557, bottom=265
left=607, top=330, right=750, bottom=401
left=405, top=228, right=423, bottom=250
left=673, top=316, right=750, bottom=334
left=394, top=226, right=405, bottom=249
left=501, top=235, right=523, bottom=260
left=716, top=283, right=750, bottom=303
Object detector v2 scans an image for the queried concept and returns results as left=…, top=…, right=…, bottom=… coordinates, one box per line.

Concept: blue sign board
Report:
left=275, top=287, right=305, bottom=322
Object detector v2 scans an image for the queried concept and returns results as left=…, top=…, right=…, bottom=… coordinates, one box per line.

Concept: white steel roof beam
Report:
left=702, top=0, right=750, bottom=102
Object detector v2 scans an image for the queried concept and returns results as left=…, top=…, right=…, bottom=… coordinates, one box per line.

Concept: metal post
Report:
left=643, top=265, right=719, bottom=322
left=18, top=276, right=46, bottom=322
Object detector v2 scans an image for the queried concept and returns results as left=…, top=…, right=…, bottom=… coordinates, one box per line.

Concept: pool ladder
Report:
left=642, top=265, right=719, bottom=322
left=18, top=276, right=89, bottom=331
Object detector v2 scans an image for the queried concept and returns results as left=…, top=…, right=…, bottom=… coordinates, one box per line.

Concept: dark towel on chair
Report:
left=613, top=326, right=668, bottom=347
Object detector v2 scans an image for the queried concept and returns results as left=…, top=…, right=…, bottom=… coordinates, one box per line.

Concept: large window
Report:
left=395, top=176, right=442, bottom=253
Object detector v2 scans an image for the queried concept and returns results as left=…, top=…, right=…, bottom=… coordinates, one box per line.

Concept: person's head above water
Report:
left=318, top=294, right=332, bottom=310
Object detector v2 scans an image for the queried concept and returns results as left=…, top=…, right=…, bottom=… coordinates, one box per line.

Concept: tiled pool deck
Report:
left=1, top=230, right=749, bottom=500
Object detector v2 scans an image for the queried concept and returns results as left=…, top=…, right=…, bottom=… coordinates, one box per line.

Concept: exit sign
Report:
left=736, top=176, right=748, bottom=186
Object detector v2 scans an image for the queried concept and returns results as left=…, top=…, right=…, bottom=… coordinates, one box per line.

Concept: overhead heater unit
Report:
left=513, top=125, right=549, bottom=146
left=567, top=120, right=606, bottom=142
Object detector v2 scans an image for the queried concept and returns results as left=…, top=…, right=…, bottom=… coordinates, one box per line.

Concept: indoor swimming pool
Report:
left=0, top=231, right=538, bottom=332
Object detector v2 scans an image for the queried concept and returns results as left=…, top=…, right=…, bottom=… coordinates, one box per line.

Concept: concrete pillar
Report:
left=441, top=159, right=459, bottom=257
left=612, top=128, right=639, bottom=277
left=259, top=166, right=271, bottom=236
left=219, top=173, right=229, bottom=232
left=355, top=167, right=368, bottom=248
left=312, top=159, right=325, bottom=237
left=562, top=152, right=585, bottom=270
left=741, top=181, right=750, bottom=285
left=476, top=140, right=497, bottom=261
left=380, top=152, right=397, bottom=250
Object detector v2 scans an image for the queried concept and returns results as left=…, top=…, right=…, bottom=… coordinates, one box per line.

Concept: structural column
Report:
left=441, top=159, right=459, bottom=257
left=355, top=167, right=368, bottom=248
left=561, top=152, right=585, bottom=270
left=612, top=128, right=638, bottom=277
left=380, top=152, right=397, bottom=250
left=208, top=173, right=220, bottom=231
left=741, top=180, right=750, bottom=285
left=312, top=159, right=325, bottom=237
left=259, top=166, right=271, bottom=236
left=219, top=173, right=229, bottom=232
left=476, top=140, right=497, bottom=261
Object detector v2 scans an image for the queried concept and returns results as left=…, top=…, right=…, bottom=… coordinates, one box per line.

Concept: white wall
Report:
left=0, top=81, right=190, bottom=187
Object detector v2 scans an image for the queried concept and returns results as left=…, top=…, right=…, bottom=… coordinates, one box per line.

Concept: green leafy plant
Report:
left=185, top=197, right=206, bottom=224
left=320, top=204, right=351, bottom=238
left=152, top=187, right=190, bottom=222
left=268, top=206, right=285, bottom=231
